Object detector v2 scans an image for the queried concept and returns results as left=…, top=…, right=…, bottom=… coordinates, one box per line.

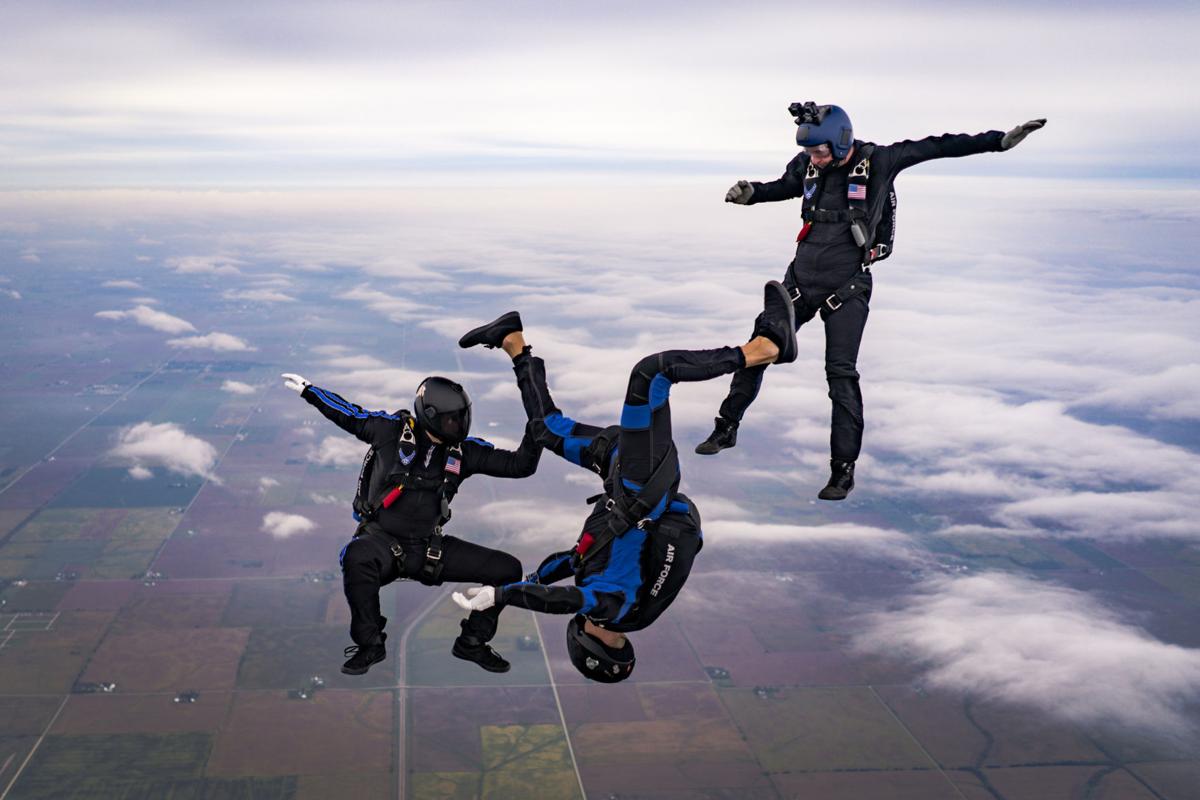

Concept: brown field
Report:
left=80, top=626, right=250, bottom=692
left=772, top=768, right=970, bottom=800
left=0, top=458, right=90, bottom=510
left=556, top=683, right=648, bottom=725
left=718, top=686, right=934, bottom=773
left=205, top=690, right=392, bottom=778
left=110, top=581, right=235, bottom=630
left=1128, top=761, right=1200, bottom=800
left=295, top=772, right=393, bottom=799
left=984, top=765, right=1159, bottom=799
left=871, top=685, right=989, bottom=768
left=56, top=580, right=139, bottom=612
left=0, top=611, right=113, bottom=695
left=0, top=697, right=67, bottom=736
left=53, top=692, right=234, bottom=736
left=220, top=579, right=339, bottom=628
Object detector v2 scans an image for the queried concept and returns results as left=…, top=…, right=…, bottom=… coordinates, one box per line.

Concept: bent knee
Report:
left=496, top=553, right=523, bottom=585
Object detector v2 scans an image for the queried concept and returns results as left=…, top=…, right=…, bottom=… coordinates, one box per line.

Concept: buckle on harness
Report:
left=425, top=544, right=443, bottom=562
left=789, top=286, right=802, bottom=302
left=825, top=294, right=843, bottom=311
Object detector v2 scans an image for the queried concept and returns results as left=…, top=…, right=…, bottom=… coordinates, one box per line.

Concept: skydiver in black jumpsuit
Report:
left=696, top=102, right=1046, bottom=501
left=450, top=282, right=798, bottom=682
left=280, top=372, right=540, bottom=675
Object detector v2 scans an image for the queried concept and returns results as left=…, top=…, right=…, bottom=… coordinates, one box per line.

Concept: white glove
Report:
left=1001, top=118, right=1046, bottom=150
left=725, top=179, right=754, bottom=204
left=452, top=586, right=496, bottom=612
left=280, top=373, right=310, bottom=393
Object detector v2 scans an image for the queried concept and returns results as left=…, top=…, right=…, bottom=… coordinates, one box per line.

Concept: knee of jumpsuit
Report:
left=494, top=552, right=523, bottom=586
left=340, top=537, right=383, bottom=583
left=825, top=361, right=860, bottom=382
left=627, top=354, right=663, bottom=400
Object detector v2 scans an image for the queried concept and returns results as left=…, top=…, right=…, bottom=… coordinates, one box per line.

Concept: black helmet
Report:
left=414, top=376, right=472, bottom=444
left=565, top=615, right=635, bottom=683
left=789, top=102, right=854, bottom=160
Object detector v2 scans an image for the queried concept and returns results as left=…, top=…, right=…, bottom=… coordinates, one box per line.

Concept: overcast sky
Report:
left=3, top=0, right=1199, bottom=187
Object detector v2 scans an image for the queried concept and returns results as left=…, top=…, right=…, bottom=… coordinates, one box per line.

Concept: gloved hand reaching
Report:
left=280, top=373, right=311, bottom=393
left=452, top=586, right=496, bottom=612
left=725, top=180, right=754, bottom=204
left=1001, top=119, right=1046, bottom=150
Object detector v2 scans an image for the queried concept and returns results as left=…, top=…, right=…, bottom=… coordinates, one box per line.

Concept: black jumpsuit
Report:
left=497, top=345, right=745, bottom=632
left=301, top=385, right=539, bottom=647
left=719, top=131, right=1006, bottom=462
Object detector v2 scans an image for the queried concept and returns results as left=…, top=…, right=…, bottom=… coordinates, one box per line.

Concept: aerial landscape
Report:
left=2, top=2, right=1199, bottom=799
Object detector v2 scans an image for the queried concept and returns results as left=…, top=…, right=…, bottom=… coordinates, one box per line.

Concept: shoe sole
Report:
left=341, top=654, right=386, bottom=676
left=765, top=281, right=798, bottom=364
left=451, top=645, right=512, bottom=673
left=458, top=312, right=522, bottom=349
left=695, top=442, right=729, bottom=456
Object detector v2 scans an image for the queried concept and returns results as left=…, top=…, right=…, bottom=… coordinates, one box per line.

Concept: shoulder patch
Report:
left=464, top=436, right=494, bottom=449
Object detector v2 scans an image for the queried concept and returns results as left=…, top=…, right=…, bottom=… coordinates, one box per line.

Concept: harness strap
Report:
left=824, top=270, right=872, bottom=312
left=579, top=442, right=679, bottom=565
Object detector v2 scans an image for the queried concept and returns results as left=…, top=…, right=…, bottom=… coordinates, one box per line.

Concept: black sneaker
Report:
left=695, top=417, right=739, bottom=455
left=758, top=281, right=798, bottom=364
left=452, top=637, right=512, bottom=673
left=818, top=460, right=855, bottom=501
left=341, top=640, right=387, bottom=675
left=458, top=311, right=523, bottom=349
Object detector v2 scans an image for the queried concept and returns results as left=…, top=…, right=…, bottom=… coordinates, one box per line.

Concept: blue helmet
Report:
left=790, top=102, right=854, bottom=160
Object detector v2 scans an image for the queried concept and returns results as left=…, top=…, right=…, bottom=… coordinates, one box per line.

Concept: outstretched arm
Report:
left=886, top=130, right=1005, bottom=172
left=744, top=152, right=807, bottom=204
left=283, top=374, right=397, bottom=445
left=453, top=550, right=625, bottom=620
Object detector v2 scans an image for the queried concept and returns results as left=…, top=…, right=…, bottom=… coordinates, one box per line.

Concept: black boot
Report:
left=451, top=628, right=511, bottom=674
left=695, top=417, right=739, bottom=455
left=818, top=460, right=855, bottom=501
left=458, top=311, right=523, bottom=349
left=342, top=633, right=387, bottom=675
left=758, top=281, right=798, bottom=364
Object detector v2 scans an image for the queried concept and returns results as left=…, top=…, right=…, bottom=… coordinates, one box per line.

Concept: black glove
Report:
left=1001, top=118, right=1046, bottom=150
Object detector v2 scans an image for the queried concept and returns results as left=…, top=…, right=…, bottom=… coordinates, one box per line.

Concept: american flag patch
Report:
left=847, top=183, right=866, bottom=201
left=445, top=456, right=461, bottom=475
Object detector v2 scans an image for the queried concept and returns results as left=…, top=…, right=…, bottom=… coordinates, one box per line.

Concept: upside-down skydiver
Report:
left=280, top=371, right=540, bottom=675
left=697, top=101, right=1046, bottom=501
left=449, top=282, right=798, bottom=682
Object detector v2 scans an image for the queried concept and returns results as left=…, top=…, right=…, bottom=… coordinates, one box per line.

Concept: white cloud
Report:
left=309, top=435, right=366, bottom=468
left=221, top=380, right=257, bottom=395
left=856, top=573, right=1200, bottom=740
left=3, top=289, right=20, bottom=300
left=223, top=288, right=296, bottom=303
left=20, top=249, right=40, bottom=263
left=128, top=465, right=153, bottom=480
left=166, top=331, right=254, bottom=351
left=110, top=422, right=219, bottom=482
left=102, top=279, right=143, bottom=289
left=261, top=511, right=316, bottom=539
left=166, top=255, right=243, bottom=275
left=258, top=477, right=280, bottom=491
left=95, top=304, right=195, bottom=334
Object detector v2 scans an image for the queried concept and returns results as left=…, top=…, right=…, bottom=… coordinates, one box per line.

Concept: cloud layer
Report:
left=856, top=572, right=1200, bottom=739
